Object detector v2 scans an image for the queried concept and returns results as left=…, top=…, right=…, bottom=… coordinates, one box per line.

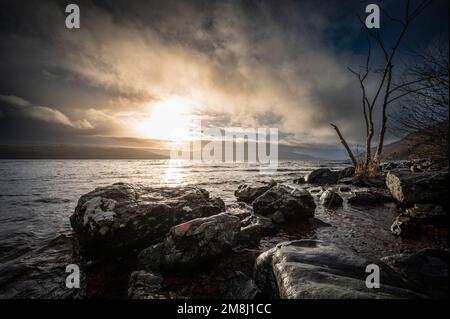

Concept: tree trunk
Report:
left=330, top=123, right=358, bottom=167
left=374, top=64, right=393, bottom=161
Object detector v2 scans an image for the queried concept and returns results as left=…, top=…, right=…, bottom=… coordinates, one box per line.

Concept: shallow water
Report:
left=0, top=160, right=447, bottom=298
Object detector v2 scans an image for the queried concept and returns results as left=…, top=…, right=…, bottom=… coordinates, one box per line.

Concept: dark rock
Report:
left=238, top=214, right=276, bottom=247
left=407, top=204, right=448, bottom=226
left=235, top=182, right=275, bottom=204
left=339, top=186, right=351, bottom=192
left=271, top=211, right=286, bottom=224
left=254, top=240, right=424, bottom=299
left=391, top=204, right=448, bottom=237
left=227, top=202, right=253, bottom=220
left=381, top=249, right=449, bottom=299
left=351, top=175, right=387, bottom=188
left=138, top=213, right=240, bottom=271
left=386, top=170, right=449, bottom=207
left=383, top=162, right=399, bottom=171
left=128, top=270, right=164, bottom=299
left=390, top=215, right=417, bottom=237
left=348, top=191, right=391, bottom=206
left=339, top=177, right=354, bottom=185
left=337, top=166, right=355, bottom=179
left=320, top=189, right=343, bottom=208
left=252, top=184, right=316, bottom=223
left=305, top=168, right=339, bottom=184
left=220, top=272, right=262, bottom=299
left=70, top=183, right=225, bottom=260
left=293, top=176, right=306, bottom=184
left=308, top=186, right=324, bottom=194
left=240, top=214, right=277, bottom=236
left=308, top=217, right=332, bottom=228
left=238, top=224, right=262, bottom=247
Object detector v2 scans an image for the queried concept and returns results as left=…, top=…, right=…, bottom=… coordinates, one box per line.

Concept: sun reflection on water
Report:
left=162, top=160, right=187, bottom=185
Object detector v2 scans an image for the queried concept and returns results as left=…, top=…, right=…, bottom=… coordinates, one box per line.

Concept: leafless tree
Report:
left=391, top=40, right=449, bottom=159
left=331, top=0, right=431, bottom=174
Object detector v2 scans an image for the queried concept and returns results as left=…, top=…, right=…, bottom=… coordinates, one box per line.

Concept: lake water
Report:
left=0, top=160, right=446, bottom=298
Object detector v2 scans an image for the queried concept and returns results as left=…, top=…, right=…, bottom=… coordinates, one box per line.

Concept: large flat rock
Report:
left=254, top=240, right=424, bottom=299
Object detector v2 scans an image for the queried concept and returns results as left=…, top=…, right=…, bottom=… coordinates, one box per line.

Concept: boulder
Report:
left=308, top=186, right=324, bottom=194
left=235, top=182, right=275, bottom=204
left=390, top=215, right=417, bottom=237
left=381, top=249, right=449, bottom=299
left=391, top=204, right=448, bottom=237
left=220, top=272, right=262, bottom=299
left=254, top=240, right=424, bottom=299
left=252, top=184, right=315, bottom=222
left=293, top=176, right=306, bottom=184
left=383, top=162, right=399, bottom=171
left=305, top=169, right=339, bottom=184
left=348, top=191, right=391, bottom=206
left=351, top=175, right=387, bottom=188
left=339, top=186, right=351, bottom=192
left=386, top=170, right=449, bottom=206
left=70, top=183, right=225, bottom=260
left=337, top=166, right=355, bottom=179
left=128, top=270, right=164, bottom=299
left=238, top=215, right=277, bottom=246
left=320, top=189, right=343, bottom=208
left=138, top=213, right=240, bottom=271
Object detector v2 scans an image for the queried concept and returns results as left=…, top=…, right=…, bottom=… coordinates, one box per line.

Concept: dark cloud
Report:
left=0, top=0, right=448, bottom=158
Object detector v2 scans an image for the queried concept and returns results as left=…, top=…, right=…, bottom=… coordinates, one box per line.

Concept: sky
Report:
left=0, top=0, right=448, bottom=159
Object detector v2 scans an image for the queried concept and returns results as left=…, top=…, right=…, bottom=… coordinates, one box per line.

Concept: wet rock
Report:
left=348, top=191, right=391, bottom=206
left=293, top=176, right=306, bottom=184
left=351, top=175, right=386, bottom=188
left=339, top=186, right=351, bottom=192
left=238, top=213, right=276, bottom=247
left=128, top=270, right=164, bottom=299
left=381, top=249, right=449, bottom=299
left=235, top=182, right=275, bottom=204
left=308, top=217, right=332, bottom=228
left=337, top=166, right=355, bottom=179
left=305, top=168, right=339, bottom=184
left=386, top=170, right=449, bottom=207
left=339, top=177, right=354, bottom=185
left=308, top=186, right=324, bottom=194
left=252, top=184, right=316, bottom=223
left=227, top=202, right=253, bottom=220
left=320, top=189, right=343, bottom=208
left=238, top=224, right=262, bottom=247
left=407, top=204, right=448, bottom=226
left=271, top=211, right=286, bottom=224
left=254, top=240, right=424, bottom=299
left=139, top=213, right=240, bottom=271
left=390, top=215, right=417, bottom=237
left=220, top=272, right=262, bottom=299
left=383, top=162, right=399, bottom=171
left=70, top=183, right=225, bottom=260
left=391, top=204, right=448, bottom=237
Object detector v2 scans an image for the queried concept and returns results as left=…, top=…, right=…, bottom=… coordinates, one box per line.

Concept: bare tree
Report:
left=391, top=40, right=449, bottom=159
left=332, top=0, right=431, bottom=174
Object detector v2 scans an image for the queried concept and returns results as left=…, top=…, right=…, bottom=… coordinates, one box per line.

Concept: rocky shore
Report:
left=69, top=159, right=448, bottom=299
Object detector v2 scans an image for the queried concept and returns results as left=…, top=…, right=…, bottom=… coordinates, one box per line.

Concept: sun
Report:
left=135, top=96, right=195, bottom=141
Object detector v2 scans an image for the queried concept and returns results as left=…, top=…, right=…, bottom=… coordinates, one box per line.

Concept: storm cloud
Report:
left=0, top=0, right=448, bottom=157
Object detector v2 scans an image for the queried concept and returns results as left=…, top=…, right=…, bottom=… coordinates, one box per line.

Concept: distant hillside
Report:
left=382, top=125, right=448, bottom=160
left=0, top=143, right=324, bottom=160
left=0, top=144, right=169, bottom=159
